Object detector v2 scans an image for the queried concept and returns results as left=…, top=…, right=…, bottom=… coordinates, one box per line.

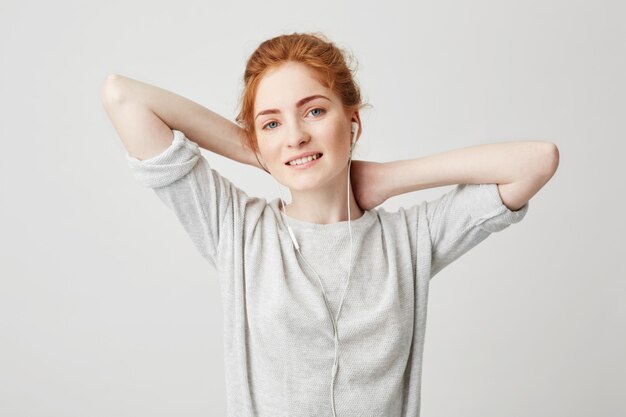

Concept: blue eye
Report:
left=264, top=121, right=279, bottom=130
left=262, top=108, right=326, bottom=130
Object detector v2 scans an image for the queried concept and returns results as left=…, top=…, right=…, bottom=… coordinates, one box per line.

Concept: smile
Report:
left=285, top=153, right=323, bottom=169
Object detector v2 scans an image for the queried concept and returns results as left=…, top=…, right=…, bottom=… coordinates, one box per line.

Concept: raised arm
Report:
left=100, top=73, right=263, bottom=169
left=375, top=141, right=559, bottom=211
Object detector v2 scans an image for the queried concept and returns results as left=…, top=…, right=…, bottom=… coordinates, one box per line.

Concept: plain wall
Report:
left=1, top=0, right=624, bottom=416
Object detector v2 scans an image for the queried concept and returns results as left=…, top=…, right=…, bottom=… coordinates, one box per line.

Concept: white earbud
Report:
left=350, top=121, right=358, bottom=156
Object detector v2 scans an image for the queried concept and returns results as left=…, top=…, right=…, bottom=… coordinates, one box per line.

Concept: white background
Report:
left=1, top=0, right=624, bottom=416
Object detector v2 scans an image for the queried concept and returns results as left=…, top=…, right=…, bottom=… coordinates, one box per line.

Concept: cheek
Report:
left=328, top=130, right=350, bottom=153
left=258, top=144, right=280, bottom=166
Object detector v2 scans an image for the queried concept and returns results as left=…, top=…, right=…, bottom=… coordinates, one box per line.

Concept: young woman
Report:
left=102, top=32, right=557, bottom=417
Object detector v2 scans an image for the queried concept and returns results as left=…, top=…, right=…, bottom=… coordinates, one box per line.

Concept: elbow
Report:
left=101, top=74, right=125, bottom=106
left=543, top=141, right=560, bottom=176
left=534, top=141, right=560, bottom=181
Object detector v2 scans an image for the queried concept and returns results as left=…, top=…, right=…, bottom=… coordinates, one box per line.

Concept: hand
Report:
left=349, top=160, right=389, bottom=211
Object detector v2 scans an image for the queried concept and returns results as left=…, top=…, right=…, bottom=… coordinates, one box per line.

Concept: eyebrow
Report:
left=255, top=94, right=330, bottom=120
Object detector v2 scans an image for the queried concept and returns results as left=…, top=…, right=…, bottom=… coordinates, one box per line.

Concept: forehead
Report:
left=254, top=62, right=336, bottom=110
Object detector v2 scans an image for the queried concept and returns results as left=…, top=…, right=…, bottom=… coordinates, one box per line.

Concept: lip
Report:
left=285, top=152, right=323, bottom=165
left=285, top=154, right=323, bottom=169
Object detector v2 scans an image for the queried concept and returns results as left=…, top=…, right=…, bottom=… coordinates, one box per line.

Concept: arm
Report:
left=102, top=74, right=263, bottom=169
left=376, top=141, right=559, bottom=211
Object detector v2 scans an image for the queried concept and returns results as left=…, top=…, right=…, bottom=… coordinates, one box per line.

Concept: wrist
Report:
left=376, top=161, right=395, bottom=201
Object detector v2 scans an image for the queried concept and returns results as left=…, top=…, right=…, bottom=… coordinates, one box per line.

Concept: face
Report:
left=253, top=62, right=359, bottom=191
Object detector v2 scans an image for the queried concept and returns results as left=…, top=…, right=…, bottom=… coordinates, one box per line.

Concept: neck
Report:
left=284, top=165, right=364, bottom=225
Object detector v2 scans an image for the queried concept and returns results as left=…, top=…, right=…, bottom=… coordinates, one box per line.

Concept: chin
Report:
left=285, top=181, right=322, bottom=192
left=284, top=175, right=328, bottom=192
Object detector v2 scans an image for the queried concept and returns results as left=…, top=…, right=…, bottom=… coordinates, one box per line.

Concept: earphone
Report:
left=273, top=120, right=359, bottom=417
left=282, top=121, right=358, bottom=250
left=350, top=121, right=358, bottom=155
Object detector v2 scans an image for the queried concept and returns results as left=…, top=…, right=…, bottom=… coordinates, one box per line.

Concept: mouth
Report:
left=285, top=153, right=323, bottom=169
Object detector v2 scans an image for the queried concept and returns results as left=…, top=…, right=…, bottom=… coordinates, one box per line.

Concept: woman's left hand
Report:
left=349, top=160, right=389, bottom=211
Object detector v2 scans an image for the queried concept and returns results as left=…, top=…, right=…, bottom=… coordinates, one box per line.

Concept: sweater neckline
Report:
left=270, top=198, right=376, bottom=232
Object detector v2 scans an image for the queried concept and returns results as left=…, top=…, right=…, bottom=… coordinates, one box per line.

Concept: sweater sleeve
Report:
left=425, top=183, right=529, bottom=279
left=125, top=129, right=238, bottom=267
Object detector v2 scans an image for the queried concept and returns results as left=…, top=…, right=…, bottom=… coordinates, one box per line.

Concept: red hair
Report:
left=235, top=31, right=371, bottom=172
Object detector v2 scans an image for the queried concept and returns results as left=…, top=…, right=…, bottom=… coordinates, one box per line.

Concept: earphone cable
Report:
left=271, top=124, right=358, bottom=417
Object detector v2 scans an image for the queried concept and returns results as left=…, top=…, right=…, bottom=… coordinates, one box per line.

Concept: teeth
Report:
left=288, top=153, right=321, bottom=165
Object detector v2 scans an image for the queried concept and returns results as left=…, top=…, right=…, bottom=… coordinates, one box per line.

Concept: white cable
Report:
left=273, top=128, right=357, bottom=417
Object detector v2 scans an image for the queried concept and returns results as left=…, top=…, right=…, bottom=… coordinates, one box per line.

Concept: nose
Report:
left=287, top=122, right=310, bottom=148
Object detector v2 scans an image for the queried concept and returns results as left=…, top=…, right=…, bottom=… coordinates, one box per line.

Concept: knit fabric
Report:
left=126, top=129, right=529, bottom=417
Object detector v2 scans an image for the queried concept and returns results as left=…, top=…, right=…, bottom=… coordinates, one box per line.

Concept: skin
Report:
left=253, top=61, right=366, bottom=224
left=248, top=64, right=557, bottom=219
left=103, top=72, right=558, bottom=223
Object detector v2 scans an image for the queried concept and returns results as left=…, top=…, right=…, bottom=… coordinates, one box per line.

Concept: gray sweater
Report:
left=126, top=129, right=529, bottom=417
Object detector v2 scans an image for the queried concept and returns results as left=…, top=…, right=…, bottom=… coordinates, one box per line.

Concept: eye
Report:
left=261, top=108, right=327, bottom=131
left=309, top=107, right=326, bottom=117
left=262, top=121, right=279, bottom=130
